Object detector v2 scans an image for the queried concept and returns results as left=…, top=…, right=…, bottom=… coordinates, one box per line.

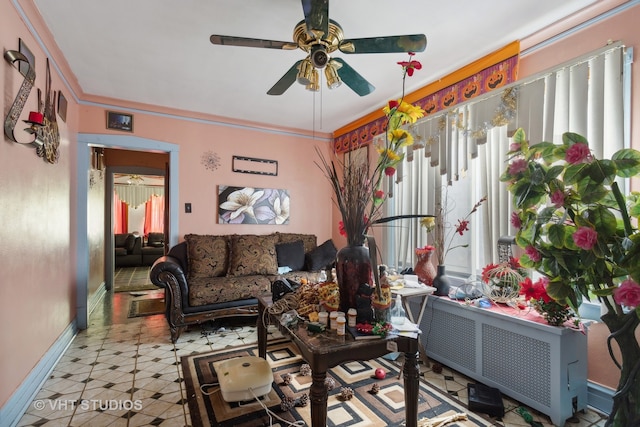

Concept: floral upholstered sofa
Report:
left=150, top=232, right=337, bottom=342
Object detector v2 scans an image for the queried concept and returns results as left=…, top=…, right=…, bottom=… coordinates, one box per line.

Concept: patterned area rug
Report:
left=182, top=339, right=494, bottom=427
left=114, top=266, right=157, bottom=292
left=127, top=298, right=165, bottom=318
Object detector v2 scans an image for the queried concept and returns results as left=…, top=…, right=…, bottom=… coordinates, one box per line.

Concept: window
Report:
left=381, top=44, right=630, bottom=282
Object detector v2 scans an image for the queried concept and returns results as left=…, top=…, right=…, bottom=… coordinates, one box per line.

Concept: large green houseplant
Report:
left=500, top=128, right=640, bottom=426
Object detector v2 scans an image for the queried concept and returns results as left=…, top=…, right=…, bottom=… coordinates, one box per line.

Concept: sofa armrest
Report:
left=150, top=255, right=190, bottom=310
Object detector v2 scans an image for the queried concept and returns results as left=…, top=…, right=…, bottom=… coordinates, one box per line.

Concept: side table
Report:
left=392, top=284, right=436, bottom=366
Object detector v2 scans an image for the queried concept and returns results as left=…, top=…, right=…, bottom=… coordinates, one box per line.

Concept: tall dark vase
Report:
left=336, top=245, right=373, bottom=313
left=432, top=265, right=451, bottom=296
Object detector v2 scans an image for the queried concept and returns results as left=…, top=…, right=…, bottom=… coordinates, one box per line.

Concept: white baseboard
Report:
left=0, top=321, right=77, bottom=427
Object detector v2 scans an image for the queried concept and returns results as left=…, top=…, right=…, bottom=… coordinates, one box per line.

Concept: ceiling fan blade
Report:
left=267, top=60, right=303, bottom=95
left=339, top=34, right=427, bottom=54
left=331, top=58, right=375, bottom=97
left=210, top=35, right=297, bottom=50
left=301, top=0, right=329, bottom=38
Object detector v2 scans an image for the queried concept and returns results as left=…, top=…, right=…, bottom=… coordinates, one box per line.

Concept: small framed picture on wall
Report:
left=106, top=111, right=133, bottom=132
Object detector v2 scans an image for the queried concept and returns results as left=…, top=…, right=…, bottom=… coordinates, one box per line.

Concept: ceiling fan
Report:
left=209, top=0, right=427, bottom=96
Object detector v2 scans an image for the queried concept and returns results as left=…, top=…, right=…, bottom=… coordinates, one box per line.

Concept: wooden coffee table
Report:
left=257, top=294, right=420, bottom=427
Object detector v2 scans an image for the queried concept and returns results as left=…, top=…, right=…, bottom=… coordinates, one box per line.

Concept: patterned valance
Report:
left=333, top=52, right=519, bottom=154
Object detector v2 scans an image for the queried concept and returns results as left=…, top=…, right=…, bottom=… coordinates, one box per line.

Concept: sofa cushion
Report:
left=228, top=234, right=278, bottom=276
left=275, top=240, right=305, bottom=271
left=114, top=247, right=127, bottom=257
left=124, top=234, right=136, bottom=253
left=276, top=232, right=317, bottom=254
left=147, top=232, right=164, bottom=248
left=305, top=239, right=337, bottom=271
left=185, top=234, right=229, bottom=279
left=115, top=233, right=128, bottom=248
left=189, top=275, right=272, bottom=306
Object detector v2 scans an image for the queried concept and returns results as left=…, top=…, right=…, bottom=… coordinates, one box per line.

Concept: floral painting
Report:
left=218, top=186, right=289, bottom=225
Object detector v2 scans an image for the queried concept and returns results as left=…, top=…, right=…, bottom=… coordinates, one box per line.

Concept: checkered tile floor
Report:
left=15, top=285, right=608, bottom=426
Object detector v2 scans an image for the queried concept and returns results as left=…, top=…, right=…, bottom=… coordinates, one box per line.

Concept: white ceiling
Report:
left=32, top=0, right=597, bottom=134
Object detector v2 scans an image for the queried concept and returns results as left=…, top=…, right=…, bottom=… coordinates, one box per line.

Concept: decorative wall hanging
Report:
left=57, top=90, right=67, bottom=122
left=4, top=46, right=60, bottom=163
left=218, top=186, right=289, bottom=225
left=232, top=155, right=278, bottom=176
left=106, top=111, right=133, bottom=132
left=18, top=38, right=34, bottom=77
left=201, top=150, right=221, bottom=172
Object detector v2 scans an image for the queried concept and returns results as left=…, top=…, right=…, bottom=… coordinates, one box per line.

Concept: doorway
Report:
left=77, top=134, right=180, bottom=330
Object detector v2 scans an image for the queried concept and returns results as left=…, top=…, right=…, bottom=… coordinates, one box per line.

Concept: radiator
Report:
left=416, top=296, right=587, bottom=426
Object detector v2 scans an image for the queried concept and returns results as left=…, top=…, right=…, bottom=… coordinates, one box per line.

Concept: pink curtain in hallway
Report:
left=114, top=191, right=128, bottom=234
left=144, top=195, right=165, bottom=236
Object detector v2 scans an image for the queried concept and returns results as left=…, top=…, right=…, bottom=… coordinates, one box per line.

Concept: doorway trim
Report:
left=77, top=133, right=180, bottom=330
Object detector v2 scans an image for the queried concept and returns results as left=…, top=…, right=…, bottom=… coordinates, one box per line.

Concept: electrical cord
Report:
left=199, top=382, right=305, bottom=427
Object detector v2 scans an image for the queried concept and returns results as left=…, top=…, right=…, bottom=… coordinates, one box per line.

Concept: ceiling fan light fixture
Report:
left=297, top=58, right=314, bottom=85
left=306, top=68, right=320, bottom=92
left=325, top=63, right=341, bottom=89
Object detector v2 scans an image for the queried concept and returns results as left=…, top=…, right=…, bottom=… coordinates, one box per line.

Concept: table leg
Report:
left=309, top=370, right=328, bottom=427
left=257, top=300, right=267, bottom=359
left=403, top=349, right=420, bottom=427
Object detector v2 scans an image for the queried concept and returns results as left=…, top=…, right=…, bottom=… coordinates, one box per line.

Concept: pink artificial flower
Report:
left=614, top=279, right=640, bottom=308
left=509, top=142, right=520, bottom=152
left=573, top=226, right=598, bottom=250
left=510, top=211, right=522, bottom=229
left=525, top=245, right=542, bottom=262
left=565, top=143, right=591, bottom=164
left=508, top=159, right=528, bottom=175
left=550, top=190, right=565, bottom=208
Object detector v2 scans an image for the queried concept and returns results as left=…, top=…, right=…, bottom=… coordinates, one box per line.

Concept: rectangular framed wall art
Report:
left=218, top=186, right=289, bottom=225
left=106, top=111, right=133, bottom=132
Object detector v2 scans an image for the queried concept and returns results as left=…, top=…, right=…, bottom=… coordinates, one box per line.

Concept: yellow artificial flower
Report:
left=420, top=216, right=435, bottom=231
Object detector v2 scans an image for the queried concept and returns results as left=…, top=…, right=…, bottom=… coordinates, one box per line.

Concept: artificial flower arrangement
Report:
left=316, top=53, right=425, bottom=314
left=420, top=194, right=486, bottom=266
left=519, top=276, right=575, bottom=326
left=319, top=52, right=425, bottom=246
left=500, top=128, right=640, bottom=425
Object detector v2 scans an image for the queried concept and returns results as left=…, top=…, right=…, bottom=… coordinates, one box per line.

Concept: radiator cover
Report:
left=417, top=296, right=587, bottom=426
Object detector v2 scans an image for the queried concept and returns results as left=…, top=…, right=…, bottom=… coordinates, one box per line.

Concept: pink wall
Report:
left=78, top=105, right=336, bottom=241
left=0, top=2, right=78, bottom=407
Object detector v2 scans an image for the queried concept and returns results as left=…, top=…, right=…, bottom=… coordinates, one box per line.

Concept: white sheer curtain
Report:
left=383, top=43, right=627, bottom=274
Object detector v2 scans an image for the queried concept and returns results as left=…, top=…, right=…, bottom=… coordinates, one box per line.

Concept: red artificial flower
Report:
left=481, top=263, right=499, bottom=284
left=519, top=277, right=537, bottom=300
left=338, top=221, right=346, bottom=237
left=387, top=100, right=399, bottom=110
left=397, top=53, right=422, bottom=77
left=508, top=257, right=522, bottom=270
left=384, top=166, right=396, bottom=176
left=455, top=219, right=469, bottom=236
left=374, top=189, right=385, bottom=200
